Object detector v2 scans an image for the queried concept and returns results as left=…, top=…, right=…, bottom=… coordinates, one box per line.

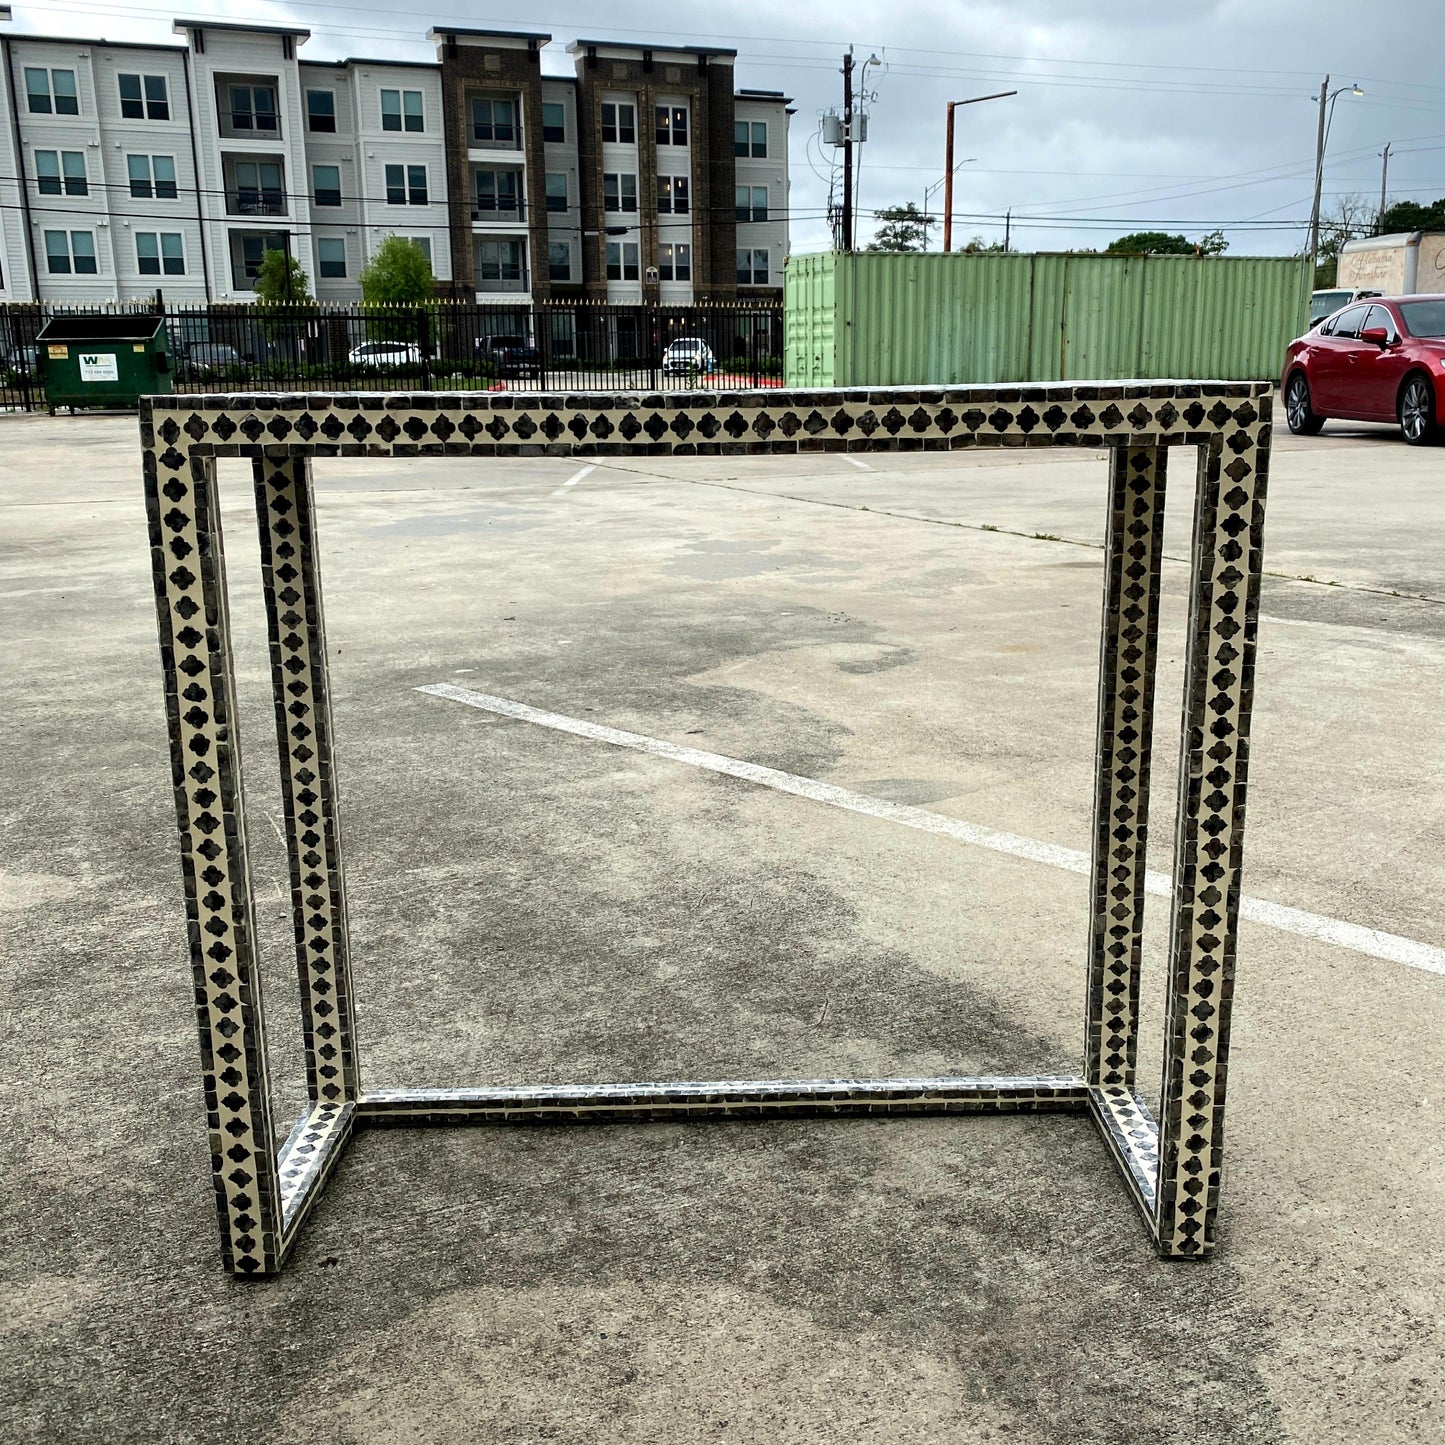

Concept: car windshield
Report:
left=1399, top=300, right=1445, bottom=337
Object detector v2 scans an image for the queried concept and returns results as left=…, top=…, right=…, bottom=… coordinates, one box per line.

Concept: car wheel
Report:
left=1284, top=371, right=1325, bottom=435
left=1398, top=373, right=1440, bottom=446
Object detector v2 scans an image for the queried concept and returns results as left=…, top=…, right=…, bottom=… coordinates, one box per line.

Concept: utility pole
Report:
left=943, top=100, right=956, bottom=254
left=841, top=48, right=854, bottom=252
left=1004, top=208, right=1011, bottom=252
left=1378, top=141, right=1392, bottom=234
left=1308, top=75, right=1329, bottom=271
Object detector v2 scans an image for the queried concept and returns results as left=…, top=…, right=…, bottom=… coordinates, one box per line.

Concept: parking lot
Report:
left=2, top=405, right=1442, bottom=1443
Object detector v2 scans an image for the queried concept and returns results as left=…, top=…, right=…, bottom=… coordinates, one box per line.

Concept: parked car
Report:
left=661, top=337, right=717, bottom=377
left=1282, top=293, right=1445, bottom=445
left=3, top=343, right=37, bottom=376
left=348, top=340, right=422, bottom=368
left=1308, top=286, right=1382, bottom=327
left=475, top=335, right=543, bottom=379
left=182, top=342, right=243, bottom=379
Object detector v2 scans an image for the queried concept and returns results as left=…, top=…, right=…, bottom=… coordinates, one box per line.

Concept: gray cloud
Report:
left=26, top=0, right=1445, bottom=254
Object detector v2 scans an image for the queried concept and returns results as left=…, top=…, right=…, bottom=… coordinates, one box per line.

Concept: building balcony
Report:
left=471, top=198, right=527, bottom=226
left=227, top=191, right=287, bottom=218
left=223, top=155, right=287, bottom=219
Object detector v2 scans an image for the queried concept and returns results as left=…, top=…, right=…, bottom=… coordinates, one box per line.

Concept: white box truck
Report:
left=1337, top=231, right=1445, bottom=294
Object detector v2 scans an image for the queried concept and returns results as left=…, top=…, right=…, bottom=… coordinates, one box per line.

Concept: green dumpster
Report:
left=36, top=314, right=173, bottom=411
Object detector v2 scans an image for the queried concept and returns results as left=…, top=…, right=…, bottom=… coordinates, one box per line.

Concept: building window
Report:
left=119, top=73, right=169, bottom=120
left=658, top=242, right=691, bottom=282
left=545, top=173, right=568, bottom=213
left=313, top=165, right=341, bottom=207
left=35, top=151, right=88, bottom=197
left=478, top=239, right=522, bottom=282
left=406, top=236, right=432, bottom=264
left=737, top=247, right=769, bottom=285
left=657, top=175, right=689, bottom=215
left=228, top=84, right=278, bottom=132
left=137, top=232, right=185, bottom=276
left=474, top=169, right=520, bottom=215
left=734, top=120, right=767, bottom=157
left=234, top=159, right=284, bottom=215
left=603, top=173, right=637, bottom=213
left=655, top=105, right=688, bottom=146
left=381, top=88, right=424, bottom=133
left=26, top=68, right=79, bottom=116
left=43, top=230, right=97, bottom=275
left=600, top=102, right=635, bottom=144
left=306, top=89, right=336, bottom=133
left=548, top=240, right=571, bottom=281
left=471, top=97, right=516, bottom=145
left=128, top=154, right=177, bottom=199
left=735, top=185, right=768, bottom=222
left=542, top=102, right=565, bottom=143
left=385, top=164, right=428, bottom=205
left=605, top=241, right=639, bottom=281
left=237, top=233, right=286, bottom=283
left=317, top=238, right=346, bottom=278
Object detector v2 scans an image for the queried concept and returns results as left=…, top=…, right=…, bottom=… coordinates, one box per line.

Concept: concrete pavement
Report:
left=1, top=407, right=1442, bottom=1443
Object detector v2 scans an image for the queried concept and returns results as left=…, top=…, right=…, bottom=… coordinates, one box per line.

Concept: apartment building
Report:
left=430, top=27, right=790, bottom=306
left=0, top=31, right=205, bottom=302
left=0, top=19, right=788, bottom=305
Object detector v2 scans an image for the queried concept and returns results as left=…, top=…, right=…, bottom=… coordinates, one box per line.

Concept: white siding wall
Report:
left=346, top=62, right=449, bottom=293
left=90, top=44, right=206, bottom=300
left=600, top=87, right=640, bottom=302
left=654, top=91, right=693, bottom=303
left=185, top=26, right=314, bottom=299
left=540, top=77, right=579, bottom=287
left=299, top=63, right=359, bottom=302
left=733, top=98, right=789, bottom=292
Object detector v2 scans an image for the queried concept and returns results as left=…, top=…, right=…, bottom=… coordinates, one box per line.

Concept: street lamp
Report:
left=1308, top=76, right=1364, bottom=271
left=853, top=52, right=883, bottom=223
left=943, top=91, right=1016, bottom=253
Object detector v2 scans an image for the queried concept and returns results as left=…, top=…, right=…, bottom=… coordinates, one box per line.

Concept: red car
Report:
left=1281, top=293, right=1445, bottom=445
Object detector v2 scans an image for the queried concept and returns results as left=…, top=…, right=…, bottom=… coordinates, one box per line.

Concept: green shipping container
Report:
left=36, top=313, right=174, bottom=410
left=784, top=251, right=1310, bottom=388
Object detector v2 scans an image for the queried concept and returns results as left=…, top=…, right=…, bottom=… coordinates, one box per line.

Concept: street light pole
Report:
left=1308, top=75, right=1364, bottom=273
left=942, top=90, right=1016, bottom=254
left=1308, top=75, right=1329, bottom=270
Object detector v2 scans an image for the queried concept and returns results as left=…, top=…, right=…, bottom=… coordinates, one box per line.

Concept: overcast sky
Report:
left=25, top=0, right=1445, bottom=255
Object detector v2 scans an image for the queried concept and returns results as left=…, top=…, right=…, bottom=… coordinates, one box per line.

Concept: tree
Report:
left=253, top=247, right=313, bottom=306
left=1314, top=193, right=1376, bottom=286
left=1105, top=229, right=1228, bottom=258
left=960, top=235, right=1009, bottom=254
left=1378, top=197, right=1445, bottom=234
left=866, top=203, right=937, bottom=253
left=359, top=235, right=436, bottom=305
left=1106, top=232, right=1193, bottom=255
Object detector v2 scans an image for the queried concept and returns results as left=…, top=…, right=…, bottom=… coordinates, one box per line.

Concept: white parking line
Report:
left=550, top=464, right=597, bottom=498
left=416, top=683, right=1445, bottom=981
left=844, top=456, right=873, bottom=471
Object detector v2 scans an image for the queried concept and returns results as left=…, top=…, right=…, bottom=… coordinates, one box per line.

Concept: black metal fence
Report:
left=0, top=300, right=785, bottom=411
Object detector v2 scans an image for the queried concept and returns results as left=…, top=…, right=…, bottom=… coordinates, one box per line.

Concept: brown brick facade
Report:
left=434, top=33, right=553, bottom=298
left=572, top=46, right=738, bottom=300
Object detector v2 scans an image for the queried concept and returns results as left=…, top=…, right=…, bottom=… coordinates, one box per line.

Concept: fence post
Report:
left=649, top=302, right=660, bottom=392
left=418, top=308, right=433, bottom=390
